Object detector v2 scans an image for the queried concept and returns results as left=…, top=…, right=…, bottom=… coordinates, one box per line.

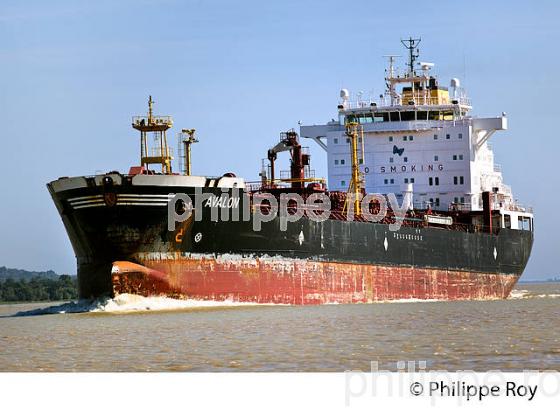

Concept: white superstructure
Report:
left=301, top=38, right=532, bottom=229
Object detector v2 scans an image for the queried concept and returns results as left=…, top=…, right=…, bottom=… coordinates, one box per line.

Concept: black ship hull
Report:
left=48, top=175, right=533, bottom=303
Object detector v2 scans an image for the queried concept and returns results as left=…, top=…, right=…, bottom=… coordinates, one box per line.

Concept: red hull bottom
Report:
left=110, top=255, right=519, bottom=304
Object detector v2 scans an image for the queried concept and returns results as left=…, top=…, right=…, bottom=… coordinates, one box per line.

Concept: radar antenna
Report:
left=400, top=37, right=421, bottom=76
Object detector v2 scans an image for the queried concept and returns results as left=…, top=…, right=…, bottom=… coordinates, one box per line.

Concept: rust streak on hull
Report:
left=111, top=257, right=519, bottom=304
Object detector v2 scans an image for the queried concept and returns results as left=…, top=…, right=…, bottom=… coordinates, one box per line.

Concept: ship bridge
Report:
left=301, top=38, right=529, bottom=222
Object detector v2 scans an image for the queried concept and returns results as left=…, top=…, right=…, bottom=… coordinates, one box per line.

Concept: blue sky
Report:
left=0, top=0, right=558, bottom=280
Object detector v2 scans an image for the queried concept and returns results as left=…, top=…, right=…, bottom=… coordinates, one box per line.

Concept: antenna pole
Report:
left=148, top=95, right=154, bottom=124
left=383, top=55, right=401, bottom=106
left=400, top=37, right=421, bottom=76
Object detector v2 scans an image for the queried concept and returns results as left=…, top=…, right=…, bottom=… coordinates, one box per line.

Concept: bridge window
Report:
left=341, top=180, right=346, bottom=187
left=417, top=111, right=428, bottom=120
left=458, top=133, right=463, bottom=139
left=404, top=157, right=408, bottom=162
left=403, top=136, right=408, bottom=141
left=435, top=177, right=439, bottom=185
left=390, top=112, right=400, bottom=122
left=358, top=114, right=373, bottom=124
left=518, top=216, right=531, bottom=231
left=504, top=214, right=511, bottom=228
left=429, top=177, right=433, bottom=186
left=389, top=157, right=394, bottom=163
left=443, top=111, right=454, bottom=120
left=334, top=138, right=338, bottom=144
left=374, top=113, right=387, bottom=122
left=340, top=159, right=345, bottom=165
left=389, top=136, right=393, bottom=142
left=409, top=135, right=414, bottom=141
left=334, top=159, right=339, bottom=165
left=401, top=111, right=415, bottom=121
left=446, top=134, right=451, bottom=139
left=433, top=134, right=438, bottom=140
left=434, top=155, right=439, bottom=161
left=410, top=178, right=415, bottom=183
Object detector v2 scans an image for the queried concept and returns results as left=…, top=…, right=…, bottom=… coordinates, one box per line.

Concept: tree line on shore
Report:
left=0, top=275, right=77, bottom=302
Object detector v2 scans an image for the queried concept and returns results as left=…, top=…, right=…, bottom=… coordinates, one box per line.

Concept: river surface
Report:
left=0, top=283, right=558, bottom=372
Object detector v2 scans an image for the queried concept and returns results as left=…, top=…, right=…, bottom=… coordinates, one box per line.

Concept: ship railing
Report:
left=349, top=118, right=473, bottom=132
left=132, top=115, right=173, bottom=126
left=278, top=169, right=317, bottom=180
left=237, top=191, right=506, bottom=234
left=279, top=170, right=290, bottom=180
left=245, top=182, right=263, bottom=192
left=497, top=203, right=533, bottom=214
left=327, top=211, right=500, bottom=234
left=148, top=147, right=174, bottom=157
left=342, top=95, right=472, bottom=110
left=448, top=202, right=472, bottom=212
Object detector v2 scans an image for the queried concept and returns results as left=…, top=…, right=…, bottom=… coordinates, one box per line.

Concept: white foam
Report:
left=508, top=289, right=560, bottom=300
left=15, top=294, right=271, bottom=316
left=508, top=289, right=530, bottom=299
left=537, top=293, right=560, bottom=299
left=15, top=299, right=101, bottom=316
left=90, top=294, right=262, bottom=313
left=382, top=298, right=442, bottom=304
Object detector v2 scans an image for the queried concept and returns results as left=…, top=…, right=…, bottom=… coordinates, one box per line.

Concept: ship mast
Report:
left=401, top=37, right=421, bottom=103
left=383, top=37, right=436, bottom=106
left=343, top=121, right=364, bottom=217
left=132, top=96, right=174, bottom=174
left=383, top=54, right=401, bottom=105
left=401, top=37, right=421, bottom=76
left=178, top=129, right=198, bottom=176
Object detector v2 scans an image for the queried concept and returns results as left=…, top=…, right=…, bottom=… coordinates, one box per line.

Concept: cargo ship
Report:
left=48, top=38, right=533, bottom=303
